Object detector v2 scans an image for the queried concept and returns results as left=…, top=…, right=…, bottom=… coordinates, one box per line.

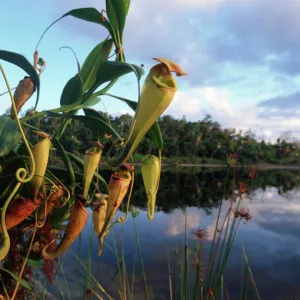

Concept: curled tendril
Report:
left=37, top=189, right=53, bottom=228
left=41, top=238, right=58, bottom=255
left=0, top=64, right=36, bottom=260
left=37, top=220, right=46, bottom=228
left=33, top=175, right=59, bottom=191
left=56, top=197, right=68, bottom=208
left=49, top=185, right=59, bottom=195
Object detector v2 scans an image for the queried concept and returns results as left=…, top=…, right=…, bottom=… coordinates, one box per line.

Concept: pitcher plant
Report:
left=42, top=196, right=88, bottom=260
left=96, top=164, right=133, bottom=255
left=83, top=142, right=103, bottom=198
left=141, top=154, right=161, bottom=220
left=0, top=0, right=187, bottom=296
left=106, top=58, right=186, bottom=167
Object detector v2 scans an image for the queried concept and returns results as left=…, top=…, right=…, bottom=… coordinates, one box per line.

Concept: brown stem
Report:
left=10, top=212, right=38, bottom=300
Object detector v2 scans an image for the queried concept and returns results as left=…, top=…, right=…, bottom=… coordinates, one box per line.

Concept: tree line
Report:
left=8, top=108, right=300, bottom=165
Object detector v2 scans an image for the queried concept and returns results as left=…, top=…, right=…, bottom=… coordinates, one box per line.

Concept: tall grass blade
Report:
left=166, top=245, right=173, bottom=300
left=240, top=253, right=244, bottom=299
left=133, top=216, right=148, bottom=300
left=72, top=251, right=113, bottom=300
left=174, top=249, right=178, bottom=300
left=58, top=257, right=71, bottom=300
left=131, top=245, right=138, bottom=300
left=241, top=244, right=261, bottom=300
left=179, top=235, right=183, bottom=300
left=205, top=169, right=229, bottom=290
left=84, top=225, right=95, bottom=297
left=54, top=270, right=65, bottom=300
left=112, top=226, right=124, bottom=294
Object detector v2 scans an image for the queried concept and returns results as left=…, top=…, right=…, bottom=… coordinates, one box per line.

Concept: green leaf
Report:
left=50, top=200, right=71, bottom=225
left=241, top=244, right=262, bottom=300
left=106, top=0, right=130, bottom=41
left=25, top=258, right=44, bottom=268
left=148, top=121, right=163, bottom=150
left=48, top=96, right=101, bottom=114
left=92, top=78, right=118, bottom=98
left=0, top=50, right=40, bottom=108
left=60, top=74, right=83, bottom=106
left=86, top=61, right=144, bottom=96
left=51, top=223, right=68, bottom=230
left=62, top=8, right=112, bottom=33
left=0, top=116, right=22, bottom=157
left=105, top=93, right=164, bottom=150
left=0, top=180, right=17, bottom=201
left=60, top=8, right=118, bottom=53
left=61, top=212, right=71, bottom=222
left=81, top=39, right=114, bottom=92
left=83, top=108, right=110, bottom=124
left=51, top=138, right=75, bottom=190
left=0, top=267, right=33, bottom=291
left=82, top=95, right=101, bottom=107
left=46, top=111, right=122, bottom=141
left=66, top=153, right=108, bottom=188
left=47, top=165, right=108, bottom=190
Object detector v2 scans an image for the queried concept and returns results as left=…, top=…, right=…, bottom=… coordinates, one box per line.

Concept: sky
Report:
left=0, top=0, right=300, bottom=142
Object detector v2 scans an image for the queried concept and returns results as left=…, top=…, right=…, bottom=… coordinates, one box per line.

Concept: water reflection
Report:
left=48, top=167, right=300, bottom=299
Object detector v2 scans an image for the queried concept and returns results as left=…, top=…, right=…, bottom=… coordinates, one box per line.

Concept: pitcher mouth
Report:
left=151, top=57, right=187, bottom=92
left=152, top=74, right=177, bottom=92
left=32, top=130, right=51, bottom=139
left=153, top=58, right=187, bottom=76
left=75, top=196, right=88, bottom=214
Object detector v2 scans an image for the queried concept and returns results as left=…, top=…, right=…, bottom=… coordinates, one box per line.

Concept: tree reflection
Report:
left=100, top=167, right=300, bottom=213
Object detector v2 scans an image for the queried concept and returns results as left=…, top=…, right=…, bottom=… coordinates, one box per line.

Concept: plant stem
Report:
left=205, top=169, right=229, bottom=292
left=11, top=212, right=38, bottom=300
left=166, top=246, right=173, bottom=300
left=133, top=216, right=148, bottom=300
left=84, top=225, right=95, bottom=297
left=57, top=258, right=71, bottom=300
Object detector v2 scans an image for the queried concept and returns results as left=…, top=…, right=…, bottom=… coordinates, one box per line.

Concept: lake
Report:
left=44, top=167, right=300, bottom=300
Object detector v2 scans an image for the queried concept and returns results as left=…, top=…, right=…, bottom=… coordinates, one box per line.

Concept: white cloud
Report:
left=165, top=90, right=201, bottom=118
left=197, top=87, right=237, bottom=117
left=165, top=209, right=201, bottom=236
left=111, top=109, right=134, bottom=117
left=174, top=0, right=223, bottom=9
left=162, top=84, right=300, bottom=140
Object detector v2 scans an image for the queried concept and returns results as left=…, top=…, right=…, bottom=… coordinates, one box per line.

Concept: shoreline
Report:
left=99, top=161, right=300, bottom=169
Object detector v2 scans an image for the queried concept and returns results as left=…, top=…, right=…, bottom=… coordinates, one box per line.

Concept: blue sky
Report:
left=1, top=0, right=300, bottom=141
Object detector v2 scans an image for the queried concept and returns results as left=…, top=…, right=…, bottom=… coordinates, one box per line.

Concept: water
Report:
left=47, top=167, right=300, bottom=299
